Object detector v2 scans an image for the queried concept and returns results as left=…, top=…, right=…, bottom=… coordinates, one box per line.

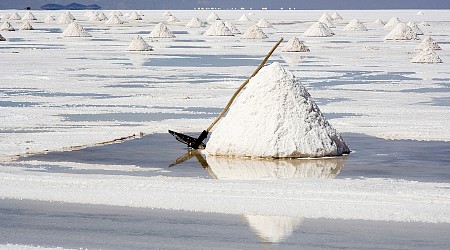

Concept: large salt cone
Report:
left=205, top=62, right=350, bottom=158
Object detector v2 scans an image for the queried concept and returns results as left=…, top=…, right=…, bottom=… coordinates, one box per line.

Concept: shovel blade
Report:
left=168, top=130, right=206, bottom=149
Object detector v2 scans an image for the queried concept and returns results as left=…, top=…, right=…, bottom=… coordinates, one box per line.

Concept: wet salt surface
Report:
left=21, top=133, right=450, bottom=183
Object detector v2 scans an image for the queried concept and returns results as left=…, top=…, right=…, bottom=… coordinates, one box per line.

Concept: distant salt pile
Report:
left=407, top=21, right=423, bottom=35
left=20, top=21, right=34, bottom=30
left=304, top=22, right=333, bottom=37
left=206, top=62, right=350, bottom=158
left=105, top=15, right=124, bottom=25
left=62, top=22, right=91, bottom=37
left=97, top=12, right=108, bottom=21
left=167, top=15, right=179, bottom=23
left=411, top=47, right=442, bottom=64
left=44, top=15, right=55, bottom=22
left=0, top=33, right=6, bottom=41
left=1, top=14, right=10, bottom=20
left=241, top=25, right=268, bottom=39
left=186, top=17, right=204, bottom=28
left=417, top=11, right=424, bottom=15
left=89, top=12, right=102, bottom=21
left=320, top=12, right=333, bottom=22
left=238, top=14, right=251, bottom=22
left=384, top=23, right=418, bottom=40
left=58, top=12, right=75, bottom=24
left=8, top=12, right=21, bottom=20
left=282, top=37, right=310, bottom=52
left=22, top=11, right=37, bottom=21
left=64, top=11, right=75, bottom=20
left=204, top=20, right=233, bottom=36
left=111, top=11, right=123, bottom=16
left=416, top=36, right=441, bottom=50
left=373, top=18, right=385, bottom=25
left=129, top=12, right=142, bottom=20
left=207, top=12, right=221, bottom=21
left=331, top=12, right=343, bottom=20
left=1, top=21, right=15, bottom=31
left=163, top=11, right=172, bottom=16
left=127, top=35, right=153, bottom=51
left=384, top=17, right=401, bottom=29
left=318, top=15, right=335, bottom=28
left=84, top=10, right=94, bottom=17
left=148, top=22, right=175, bottom=38
left=343, top=19, right=367, bottom=31
left=256, top=18, right=273, bottom=28
left=420, top=21, right=430, bottom=26
left=224, top=21, right=240, bottom=34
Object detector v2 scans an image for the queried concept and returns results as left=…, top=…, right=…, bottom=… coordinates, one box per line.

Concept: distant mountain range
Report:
left=41, top=3, right=101, bottom=10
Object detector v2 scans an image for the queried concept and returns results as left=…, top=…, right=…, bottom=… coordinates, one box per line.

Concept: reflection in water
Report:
left=281, top=53, right=304, bottom=66
left=244, top=215, right=304, bottom=244
left=128, top=54, right=150, bottom=69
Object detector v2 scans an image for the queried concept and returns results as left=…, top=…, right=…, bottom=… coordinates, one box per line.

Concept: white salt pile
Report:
left=238, top=14, right=251, bottom=22
left=105, top=15, right=124, bottom=25
left=318, top=15, right=335, bottom=28
left=303, top=22, right=333, bottom=37
left=320, top=12, right=333, bottom=22
left=384, top=23, right=418, bottom=40
left=22, top=11, right=37, bottom=21
left=384, top=17, right=401, bottom=29
left=127, top=35, right=153, bottom=51
left=148, top=22, right=175, bottom=38
left=417, top=11, right=424, bottom=15
left=111, top=11, right=123, bottom=16
left=205, top=62, right=350, bottom=158
left=416, top=36, right=441, bottom=50
left=224, top=21, right=240, bottom=34
left=186, top=17, right=204, bottom=28
left=1, top=21, right=15, bottom=31
left=128, top=12, right=142, bottom=20
left=331, top=12, right=343, bottom=20
left=1, top=14, right=10, bottom=20
left=8, top=12, right=21, bottom=20
left=85, top=10, right=94, bottom=17
left=0, top=33, right=6, bottom=41
left=373, top=18, right=385, bottom=25
left=163, top=11, right=172, bottom=16
left=420, top=21, right=430, bottom=26
left=89, top=12, right=102, bottom=21
left=241, top=25, right=268, bottom=39
left=58, top=12, right=74, bottom=24
left=44, top=15, right=55, bottom=22
left=204, top=20, right=233, bottom=36
left=167, top=15, right=179, bottom=22
left=407, top=21, right=423, bottom=35
left=20, top=21, right=34, bottom=30
left=411, top=47, right=442, bottom=63
left=282, top=37, right=310, bottom=52
left=343, top=19, right=367, bottom=31
left=207, top=12, right=221, bottom=21
left=64, top=11, right=75, bottom=20
left=62, top=22, right=91, bottom=37
left=256, top=18, right=273, bottom=28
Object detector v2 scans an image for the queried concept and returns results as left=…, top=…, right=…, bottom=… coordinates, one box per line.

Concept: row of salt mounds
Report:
left=304, top=22, right=333, bottom=37
left=89, top=12, right=108, bottom=21
left=62, top=22, right=91, bottom=37
left=384, top=17, right=401, bottom=29
left=22, top=11, right=37, bottom=21
left=0, top=33, right=5, bottom=41
left=106, top=15, right=124, bottom=25
left=1, top=21, right=15, bottom=31
left=45, top=15, right=55, bottom=22
left=241, top=25, right=267, bottom=39
left=167, top=15, right=180, bottom=23
left=224, top=21, right=240, bottom=34
left=331, top=12, right=343, bottom=20
left=129, top=12, right=142, bottom=20
left=407, top=21, right=423, bottom=35
left=20, top=21, right=34, bottom=30
left=111, top=11, right=123, bottom=17
left=58, top=12, right=75, bottom=24
left=127, top=35, right=153, bottom=51
left=256, top=18, right=272, bottom=28
left=207, top=12, right=221, bottom=21
left=8, top=12, right=21, bottom=20
left=411, top=47, right=442, bottom=63
left=205, top=62, right=350, bottom=158
left=343, top=19, right=367, bottom=31
left=282, top=37, right=310, bottom=52
left=373, top=18, right=385, bottom=26
left=204, top=20, right=233, bottom=36
left=384, top=23, right=418, bottom=40
left=186, top=17, right=204, bottom=28
left=149, top=23, right=175, bottom=38
left=238, top=14, right=251, bottom=22
left=416, top=36, right=441, bottom=50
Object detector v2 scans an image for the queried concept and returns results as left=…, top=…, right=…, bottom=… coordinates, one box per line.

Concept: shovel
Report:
left=169, top=38, right=284, bottom=149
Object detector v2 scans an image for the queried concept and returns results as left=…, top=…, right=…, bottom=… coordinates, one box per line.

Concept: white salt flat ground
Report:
left=1, top=9, right=450, bottom=249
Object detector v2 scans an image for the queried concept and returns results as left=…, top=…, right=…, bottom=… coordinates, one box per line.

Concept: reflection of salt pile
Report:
left=22, top=11, right=37, bottom=21
left=407, top=21, right=423, bottom=35
left=241, top=25, right=268, bottom=39
left=105, top=15, right=124, bottom=25
left=44, top=15, right=55, bottom=22
left=304, top=22, right=333, bottom=37
left=385, top=23, right=418, bottom=40
left=238, top=14, right=251, bottom=22
left=204, top=21, right=233, bottom=36
left=148, top=23, right=175, bottom=38
left=331, top=12, right=343, bottom=20
left=206, top=62, right=350, bottom=158
left=186, top=17, right=204, bottom=28
left=167, top=15, right=179, bottom=22
left=245, top=215, right=303, bottom=243
left=343, top=18, right=367, bottom=31
left=373, top=18, right=385, bottom=25
left=127, top=35, right=153, bottom=51
left=58, top=12, right=75, bottom=24
left=0, top=33, right=6, bottom=41
left=62, top=22, right=91, bottom=37
left=282, top=37, right=310, bottom=52
left=20, top=21, right=34, bottom=30
left=8, top=12, right=21, bottom=20
left=256, top=18, right=272, bottom=28
left=384, top=17, right=401, bottom=29
left=129, top=12, right=142, bottom=20
left=411, top=47, right=442, bottom=64
left=1, top=21, right=15, bottom=31
left=207, top=12, right=221, bottom=21
left=281, top=54, right=304, bottom=66
left=416, top=36, right=441, bottom=50
left=224, top=21, right=240, bottom=34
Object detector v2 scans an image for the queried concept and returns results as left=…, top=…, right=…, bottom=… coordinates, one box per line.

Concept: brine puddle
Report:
left=19, top=133, right=450, bottom=183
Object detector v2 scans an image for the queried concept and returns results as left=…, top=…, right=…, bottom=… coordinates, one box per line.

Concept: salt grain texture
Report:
left=205, top=62, right=350, bottom=158
left=343, top=19, right=367, bottom=31
left=238, top=14, right=251, bottom=22
left=416, top=36, right=441, bottom=50
left=129, top=12, right=142, bottom=20
left=384, top=17, right=401, bottom=29
left=385, top=23, right=418, bottom=40
left=282, top=37, right=310, bottom=52
left=22, top=11, right=37, bottom=21
left=224, top=21, right=240, bottom=34
left=204, top=20, right=233, bottom=36
left=62, top=22, right=91, bottom=37
left=407, top=21, right=424, bottom=35
left=148, top=23, right=175, bottom=38
left=105, top=15, right=124, bottom=25
left=207, top=12, right=221, bottom=21
left=167, top=15, right=179, bottom=22
left=331, top=12, right=343, bottom=20
left=127, top=35, right=153, bottom=51
left=373, top=18, right=385, bottom=25
left=241, top=25, right=268, bottom=39
left=256, top=18, right=273, bottom=28
left=20, top=21, right=34, bottom=30
left=411, top=47, right=443, bottom=63
left=304, top=22, right=333, bottom=37
left=8, top=12, right=21, bottom=20
left=186, top=17, right=204, bottom=28
left=1, top=21, right=15, bottom=31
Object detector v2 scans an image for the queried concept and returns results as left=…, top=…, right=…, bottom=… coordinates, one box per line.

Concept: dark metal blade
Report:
left=168, top=130, right=206, bottom=149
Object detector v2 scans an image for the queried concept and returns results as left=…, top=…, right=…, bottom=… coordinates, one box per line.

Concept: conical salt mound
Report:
left=129, top=12, right=142, bottom=20
left=1, top=14, right=10, bottom=20
left=97, top=12, right=108, bottom=21
left=373, top=18, right=385, bottom=25
left=22, top=11, right=37, bottom=21
left=411, top=47, right=442, bottom=64
left=63, top=11, right=75, bottom=20
left=205, top=62, right=350, bottom=158
left=62, top=22, right=91, bottom=37
left=1, top=21, right=15, bottom=31
left=384, top=23, right=418, bottom=40
left=407, top=21, right=423, bottom=35
left=224, top=21, right=240, bottom=34
left=85, top=10, right=94, bottom=17
left=89, top=12, right=102, bottom=21
left=256, top=18, right=273, bottom=28
left=331, top=12, right=343, bottom=20
left=319, top=15, right=335, bottom=28
left=105, top=15, right=124, bottom=25
left=384, top=17, right=401, bottom=29
left=58, top=12, right=74, bottom=24
left=44, top=15, right=55, bottom=22
left=416, top=36, right=441, bottom=50
left=163, top=11, right=172, bottom=16
left=343, top=19, right=367, bottom=31
left=238, top=14, right=251, bottom=22
left=111, top=11, right=123, bottom=16
left=282, top=37, right=310, bottom=52
left=0, top=33, right=6, bottom=41
left=8, top=12, right=21, bottom=20
left=148, top=22, right=175, bottom=38
left=207, top=12, right=221, bottom=21
left=241, top=25, right=268, bottom=39
left=186, top=17, right=204, bottom=28
left=167, top=15, right=179, bottom=22
left=304, top=22, right=333, bottom=37
left=127, top=35, right=153, bottom=51
left=20, top=21, right=34, bottom=30
left=320, top=12, right=332, bottom=22
left=417, top=11, right=424, bottom=15
left=204, top=20, right=233, bottom=36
